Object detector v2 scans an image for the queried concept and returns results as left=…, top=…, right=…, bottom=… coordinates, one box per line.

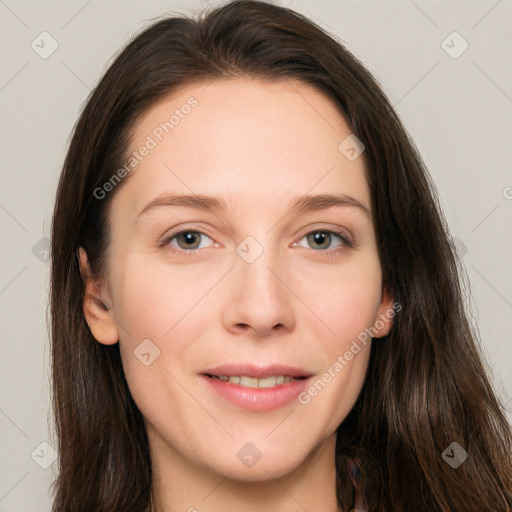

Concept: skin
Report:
left=79, top=77, right=394, bottom=512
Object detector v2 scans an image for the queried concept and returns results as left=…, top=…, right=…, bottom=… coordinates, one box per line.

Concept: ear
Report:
left=371, top=281, right=397, bottom=339
left=77, top=247, right=119, bottom=345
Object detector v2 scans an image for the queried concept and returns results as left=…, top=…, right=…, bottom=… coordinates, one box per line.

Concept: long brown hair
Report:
left=49, top=1, right=512, bottom=510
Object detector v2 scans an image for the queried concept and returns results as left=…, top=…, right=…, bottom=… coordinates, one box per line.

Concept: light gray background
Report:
left=1, top=1, right=511, bottom=510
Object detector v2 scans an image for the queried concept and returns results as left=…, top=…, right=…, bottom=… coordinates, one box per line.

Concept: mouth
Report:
left=204, top=374, right=308, bottom=389
left=200, top=364, right=313, bottom=410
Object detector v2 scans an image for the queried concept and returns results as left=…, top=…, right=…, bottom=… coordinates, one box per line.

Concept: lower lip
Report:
left=202, top=375, right=310, bottom=412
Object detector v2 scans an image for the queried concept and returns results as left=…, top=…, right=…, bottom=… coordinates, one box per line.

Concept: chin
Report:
left=198, top=435, right=313, bottom=482
left=217, top=456, right=303, bottom=483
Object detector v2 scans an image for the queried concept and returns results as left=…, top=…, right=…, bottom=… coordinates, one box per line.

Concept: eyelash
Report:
left=160, top=228, right=355, bottom=261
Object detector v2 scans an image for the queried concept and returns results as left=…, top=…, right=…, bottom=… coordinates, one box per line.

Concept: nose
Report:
left=221, top=242, right=296, bottom=338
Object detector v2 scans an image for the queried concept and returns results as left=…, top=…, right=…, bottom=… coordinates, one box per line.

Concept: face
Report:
left=80, top=77, right=394, bottom=482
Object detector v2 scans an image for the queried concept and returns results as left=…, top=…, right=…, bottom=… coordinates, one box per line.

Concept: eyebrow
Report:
left=136, top=192, right=370, bottom=221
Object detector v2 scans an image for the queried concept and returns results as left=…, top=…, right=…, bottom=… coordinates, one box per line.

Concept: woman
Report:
left=49, top=0, right=512, bottom=510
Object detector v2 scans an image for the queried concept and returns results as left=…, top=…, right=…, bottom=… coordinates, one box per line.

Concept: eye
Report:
left=160, top=228, right=354, bottom=258
left=162, top=230, right=215, bottom=254
left=295, top=229, right=354, bottom=252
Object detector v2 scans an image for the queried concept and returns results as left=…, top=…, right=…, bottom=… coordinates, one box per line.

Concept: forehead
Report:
left=112, top=77, right=370, bottom=222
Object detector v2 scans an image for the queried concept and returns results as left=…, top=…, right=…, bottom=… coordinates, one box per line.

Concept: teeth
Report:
left=240, top=376, right=259, bottom=388
left=210, top=375, right=295, bottom=388
left=257, top=376, right=275, bottom=388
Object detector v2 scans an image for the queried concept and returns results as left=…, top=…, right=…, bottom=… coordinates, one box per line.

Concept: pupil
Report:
left=310, top=231, right=329, bottom=249
left=180, top=232, right=199, bottom=248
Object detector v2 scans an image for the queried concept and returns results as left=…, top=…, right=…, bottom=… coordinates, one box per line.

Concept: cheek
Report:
left=296, top=269, right=378, bottom=430
left=111, top=260, right=203, bottom=424
left=113, top=254, right=221, bottom=338
left=295, top=256, right=382, bottom=349
left=316, top=345, right=371, bottom=435
left=112, top=256, right=226, bottom=381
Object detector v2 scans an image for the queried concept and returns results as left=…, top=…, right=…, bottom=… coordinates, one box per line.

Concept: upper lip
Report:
left=201, top=364, right=314, bottom=379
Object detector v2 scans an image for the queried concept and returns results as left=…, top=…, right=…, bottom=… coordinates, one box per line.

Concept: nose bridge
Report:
left=223, top=233, right=295, bottom=335
left=237, top=234, right=283, bottom=303
left=239, top=238, right=278, bottom=291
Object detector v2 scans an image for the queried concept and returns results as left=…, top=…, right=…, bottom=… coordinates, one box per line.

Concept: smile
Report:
left=202, top=374, right=311, bottom=412
left=207, top=374, right=305, bottom=388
